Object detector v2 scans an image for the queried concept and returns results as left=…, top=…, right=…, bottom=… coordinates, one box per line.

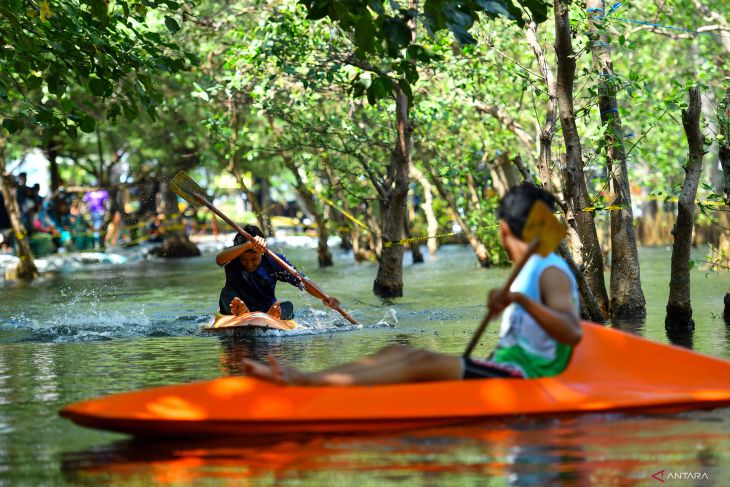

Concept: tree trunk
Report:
left=424, top=160, right=491, bottom=267
left=45, top=138, right=62, bottom=192
left=700, top=76, right=723, bottom=192
left=0, top=138, right=38, bottom=280
left=525, top=20, right=558, bottom=193
left=228, top=166, right=270, bottom=236
left=465, top=172, right=483, bottom=212
left=410, top=165, right=439, bottom=255
left=157, top=179, right=200, bottom=258
left=404, top=214, right=424, bottom=264
left=666, top=89, right=705, bottom=328
left=486, top=152, right=521, bottom=198
left=554, top=0, right=610, bottom=317
left=586, top=0, right=646, bottom=319
left=719, top=89, right=730, bottom=203
left=374, top=86, right=411, bottom=298
left=284, top=158, right=333, bottom=267
left=256, top=176, right=273, bottom=236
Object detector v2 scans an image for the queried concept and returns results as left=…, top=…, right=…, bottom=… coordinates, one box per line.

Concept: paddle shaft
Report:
left=190, top=190, right=359, bottom=325
left=463, top=239, right=538, bottom=358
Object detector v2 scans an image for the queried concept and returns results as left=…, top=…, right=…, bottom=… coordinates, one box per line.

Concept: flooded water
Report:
left=0, top=244, right=729, bottom=485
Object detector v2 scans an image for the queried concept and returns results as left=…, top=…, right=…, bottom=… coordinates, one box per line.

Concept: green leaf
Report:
left=2, top=118, right=21, bottom=134
left=79, top=115, right=96, bottom=133
left=382, top=18, right=411, bottom=56
left=89, top=78, right=110, bottom=97
left=353, top=17, right=376, bottom=53
left=475, top=0, right=512, bottom=18
left=47, top=73, right=65, bottom=96
left=518, top=0, right=548, bottom=24
left=83, top=0, right=108, bottom=22
left=64, top=124, right=78, bottom=139
left=164, top=16, right=180, bottom=34
left=449, top=25, right=476, bottom=45
left=305, top=0, right=330, bottom=20
left=25, top=75, right=43, bottom=91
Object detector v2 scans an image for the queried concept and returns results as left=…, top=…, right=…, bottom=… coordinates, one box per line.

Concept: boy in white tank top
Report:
left=244, top=184, right=583, bottom=385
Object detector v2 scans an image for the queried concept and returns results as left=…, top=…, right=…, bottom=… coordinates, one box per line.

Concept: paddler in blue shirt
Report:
left=216, top=225, right=341, bottom=320
left=243, top=184, right=583, bottom=385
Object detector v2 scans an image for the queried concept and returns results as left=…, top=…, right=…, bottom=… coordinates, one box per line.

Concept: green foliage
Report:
left=469, top=196, right=509, bottom=265
left=0, top=0, right=195, bottom=139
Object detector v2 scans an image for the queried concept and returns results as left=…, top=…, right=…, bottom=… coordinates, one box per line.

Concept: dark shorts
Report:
left=461, top=358, right=525, bottom=379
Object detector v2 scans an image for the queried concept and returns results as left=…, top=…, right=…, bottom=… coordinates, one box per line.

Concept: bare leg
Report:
left=243, top=346, right=463, bottom=386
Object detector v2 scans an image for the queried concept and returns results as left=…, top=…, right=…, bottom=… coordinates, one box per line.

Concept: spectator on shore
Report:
left=146, top=213, right=165, bottom=243
left=83, top=188, right=109, bottom=249
left=0, top=191, right=11, bottom=254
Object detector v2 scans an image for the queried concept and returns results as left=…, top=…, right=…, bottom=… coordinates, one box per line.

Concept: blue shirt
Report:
left=223, top=252, right=303, bottom=312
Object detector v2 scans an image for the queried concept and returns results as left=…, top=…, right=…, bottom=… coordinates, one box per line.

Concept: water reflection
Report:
left=59, top=410, right=730, bottom=486
left=666, top=324, right=695, bottom=349
left=217, top=335, right=286, bottom=375
left=610, top=318, right=645, bottom=337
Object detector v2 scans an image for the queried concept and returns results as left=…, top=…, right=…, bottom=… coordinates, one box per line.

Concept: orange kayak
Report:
left=59, top=323, right=730, bottom=437
left=203, top=312, right=298, bottom=333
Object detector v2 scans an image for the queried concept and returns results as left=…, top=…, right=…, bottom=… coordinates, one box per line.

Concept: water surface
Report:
left=0, top=244, right=728, bottom=485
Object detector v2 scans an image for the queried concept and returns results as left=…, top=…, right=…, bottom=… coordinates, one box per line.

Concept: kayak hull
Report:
left=202, top=312, right=298, bottom=332
left=60, top=323, right=730, bottom=437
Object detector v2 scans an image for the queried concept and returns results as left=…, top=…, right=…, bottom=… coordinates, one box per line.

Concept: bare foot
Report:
left=230, top=297, right=248, bottom=316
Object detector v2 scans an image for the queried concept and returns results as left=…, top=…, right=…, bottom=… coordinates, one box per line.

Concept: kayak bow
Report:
left=60, top=322, right=730, bottom=437
left=203, top=312, right=298, bottom=332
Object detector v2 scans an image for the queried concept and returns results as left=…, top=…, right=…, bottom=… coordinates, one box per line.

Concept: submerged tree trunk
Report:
left=554, top=0, right=609, bottom=318
left=0, top=138, right=38, bottom=280
left=410, top=165, right=439, bottom=255
left=666, top=88, right=705, bottom=328
left=157, top=179, right=200, bottom=258
left=374, top=86, right=411, bottom=298
left=404, top=215, right=424, bottom=264
left=586, top=0, right=646, bottom=319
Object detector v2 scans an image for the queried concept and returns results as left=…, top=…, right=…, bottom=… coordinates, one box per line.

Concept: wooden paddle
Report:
left=463, top=199, right=567, bottom=358
left=171, top=171, right=359, bottom=325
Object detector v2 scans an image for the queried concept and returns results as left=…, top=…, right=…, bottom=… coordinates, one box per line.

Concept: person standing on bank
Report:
left=216, top=225, right=341, bottom=320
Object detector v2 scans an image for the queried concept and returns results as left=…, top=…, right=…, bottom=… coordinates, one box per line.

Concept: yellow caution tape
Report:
left=319, top=196, right=371, bottom=232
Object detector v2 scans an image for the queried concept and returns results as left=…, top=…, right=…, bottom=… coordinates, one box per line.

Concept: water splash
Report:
left=0, top=282, right=206, bottom=343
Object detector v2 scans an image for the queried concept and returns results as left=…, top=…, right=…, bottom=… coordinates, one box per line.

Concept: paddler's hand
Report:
left=252, top=236, right=267, bottom=254
left=322, top=296, right=341, bottom=309
left=487, top=289, right=519, bottom=315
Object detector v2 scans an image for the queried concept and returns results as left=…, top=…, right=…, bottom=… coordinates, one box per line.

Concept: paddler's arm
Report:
left=215, top=244, right=248, bottom=266
left=488, top=267, right=582, bottom=345
left=302, top=279, right=341, bottom=309
left=216, top=236, right=267, bottom=265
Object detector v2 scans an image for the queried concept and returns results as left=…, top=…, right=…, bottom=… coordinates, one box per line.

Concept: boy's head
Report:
left=497, top=183, right=557, bottom=243
left=234, top=225, right=265, bottom=271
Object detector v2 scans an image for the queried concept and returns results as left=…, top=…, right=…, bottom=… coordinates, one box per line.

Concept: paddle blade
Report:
left=171, top=171, right=206, bottom=208
left=521, top=200, right=567, bottom=256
